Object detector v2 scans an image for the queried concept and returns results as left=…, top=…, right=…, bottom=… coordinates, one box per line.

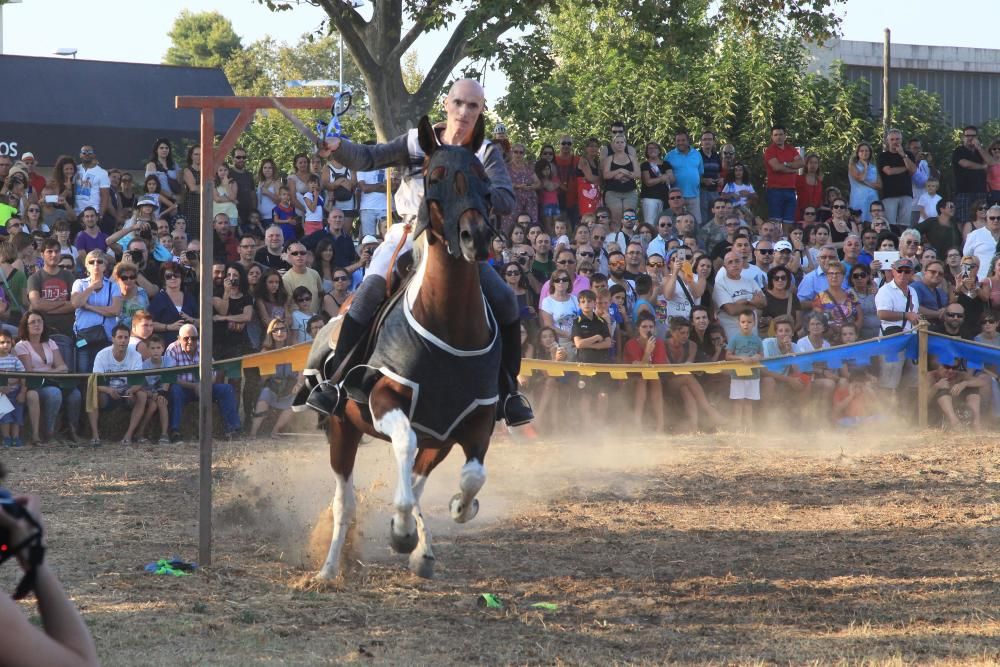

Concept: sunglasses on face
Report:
left=579, top=268, right=593, bottom=274
left=272, top=327, right=287, bottom=334
left=658, top=223, right=672, bottom=228
left=181, top=335, right=199, bottom=341
left=623, top=215, right=637, bottom=221
left=597, top=213, right=609, bottom=218
left=88, top=259, right=106, bottom=265
left=333, top=276, right=350, bottom=282
left=669, top=196, right=682, bottom=200
left=756, top=249, right=774, bottom=255
left=556, top=259, right=576, bottom=265
left=578, top=251, right=594, bottom=258
left=832, top=204, right=847, bottom=209
left=164, top=273, right=179, bottom=280
left=946, top=312, right=964, bottom=318
left=553, top=277, right=570, bottom=283
left=895, top=267, right=913, bottom=274
left=773, top=275, right=789, bottom=281
left=288, top=251, right=306, bottom=256
left=296, top=295, right=313, bottom=302
left=852, top=273, right=867, bottom=279
left=983, top=319, right=997, bottom=324
left=647, top=261, right=665, bottom=268
left=560, top=141, right=573, bottom=146
left=804, top=210, right=816, bottom=215
left=609, top=260, right=625, bottom=268
left=120, top=275, right=137, bottom=281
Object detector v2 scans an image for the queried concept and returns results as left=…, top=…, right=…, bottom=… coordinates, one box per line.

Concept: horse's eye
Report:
left=454, top=171, right=467, bottom=197
left=429, top=166, right=447, bottom=184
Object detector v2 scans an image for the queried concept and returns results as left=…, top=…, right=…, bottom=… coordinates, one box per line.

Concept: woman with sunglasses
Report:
left=623, top=312, right=667, bottom=431
left=539, top=268, right=579, bottom=358
left=961, top=198, right=989, bottom=239
left=506, top=144, right=540, bottom=231
left=812, top=262, right=861, bottom=344
left=827, top=198, right=859, bottom=249
left=974, top=310, right=1000, bottom=347
left=114, top=261, right=148, bottom=331
left=149, top=261, right=198, bottom=347
left=503, top=260, right=539, bottom=332
left=22, top=203, right=48, bottom=236
left=321, top=267, right=352, bottom=318
left=212, top=263, right=253, bottom=358
left=847, top=264, right=879, bottom=339
left=249, top=318, right=299, bottom=439
left=848, top=142, right=881, bottom=222
left=761, top=266, right=802, bottom=337
left=70, top=249, right=123, bottom=374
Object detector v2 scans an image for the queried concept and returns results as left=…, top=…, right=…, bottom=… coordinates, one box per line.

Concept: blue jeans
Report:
left=169, top=384, right=241, bottom=434
left=76, top=342, right=103, bottom=374
left=766, top=187, right=797, bottom=223
left=37, top=384, right=81, bottom=437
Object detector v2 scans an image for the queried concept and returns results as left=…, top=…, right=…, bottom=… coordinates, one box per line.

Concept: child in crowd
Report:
left=271, top=186, right=298, bottom=244
left=726, top=309, right=763, bottom=429
left=306, top=314, right=327, bottom=342
left=595, top=288, right=621, bottom=361
left=139, top=334, right=173, bottom=444
left=299, top=175, right=326, bottom=236
left=0, top=330, right=25, bottom=447
left=572, top=290, right=611, bottom=428
left=536, top=160, right=560, bottom=232
left=832, top=369, right=882, bottom=428
left=289, top=286, right=314, bottom=343
left=915, top=178, right=941, bottom=223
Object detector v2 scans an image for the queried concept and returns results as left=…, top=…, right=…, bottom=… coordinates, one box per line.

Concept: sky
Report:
left=0, top=0, right=989, bottom=106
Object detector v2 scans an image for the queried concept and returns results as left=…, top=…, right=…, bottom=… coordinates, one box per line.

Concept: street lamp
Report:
left=54, top=47, right=78, bottom=59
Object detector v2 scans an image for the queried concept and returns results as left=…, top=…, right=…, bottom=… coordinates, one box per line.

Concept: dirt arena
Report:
left=0, top=426, right=997, bottom=666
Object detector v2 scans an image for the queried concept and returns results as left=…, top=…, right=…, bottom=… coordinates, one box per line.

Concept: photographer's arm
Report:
left=0, top=497, right=99, bottom=667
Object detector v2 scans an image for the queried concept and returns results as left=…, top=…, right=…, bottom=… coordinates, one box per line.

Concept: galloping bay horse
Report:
left=316, top=117, right=500, bottom=580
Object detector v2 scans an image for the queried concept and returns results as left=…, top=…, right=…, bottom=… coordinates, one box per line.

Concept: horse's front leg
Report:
left=451, top=412, right=493, bottom=524
left=316, top=414, right=361, bottom=581
left=407, top=446, right=452, bottom=578
left=374, top=406, right=419, bottom=554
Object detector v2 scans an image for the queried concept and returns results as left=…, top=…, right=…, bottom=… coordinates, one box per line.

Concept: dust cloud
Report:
left=214, top=419, right=916, bottom=571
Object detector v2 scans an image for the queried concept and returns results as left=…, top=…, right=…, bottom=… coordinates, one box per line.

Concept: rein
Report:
left=385, top=222, right=413, bottom=298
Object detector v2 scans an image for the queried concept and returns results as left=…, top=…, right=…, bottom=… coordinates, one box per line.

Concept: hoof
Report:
left=409, top=553, right=436, bottom=579
left=314, top=568, right=338, bottom=582
left=450, top=494, right=479, bottom=523
left=389, top=518, right=418, bottom=554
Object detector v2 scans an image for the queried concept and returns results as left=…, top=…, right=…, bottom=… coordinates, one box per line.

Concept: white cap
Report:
left=21, top=152, right=35, bottom=161
left=360, top=234, right=379, bottom=246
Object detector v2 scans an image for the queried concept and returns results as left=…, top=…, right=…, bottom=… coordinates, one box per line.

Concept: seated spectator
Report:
left=306, top=314, right=327, bottom=341
left=623, top=312, right=666, bottom=431
left=795, top=312, right=838, bottom=407
left=165, top=324, right=241, bottom=442
left=212, top=263, right=254, bottom=359
left=664, top=316, right=726, bottom=431
left=530, top=326, right=569, bottom=433
left=832, top=369, right=882, bottom=428
left=87, top=324, right=146, bottom=446
left=250, top=319, right=299, bottom=438
left=928, top=362, right=989, bottom=430
left=0, top=329, right=26, bottom=447
left=761, top=315, right=807, bottom=407
left=70, top=249, right=123, bottom=374
left=149, top=261, right=198, bottom=347
left=137, top=334, right=173, bottom=445
left=15, top=311, right=81, bottom=445
left=975, top=311, right=1000, bottom=347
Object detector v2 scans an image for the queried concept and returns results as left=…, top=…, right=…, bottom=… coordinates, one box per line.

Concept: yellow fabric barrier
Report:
left=520, top=357, right=761, bottom=379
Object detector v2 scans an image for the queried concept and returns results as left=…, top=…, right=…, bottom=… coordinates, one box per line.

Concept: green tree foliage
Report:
left=164, top=11, right=243, bottom=69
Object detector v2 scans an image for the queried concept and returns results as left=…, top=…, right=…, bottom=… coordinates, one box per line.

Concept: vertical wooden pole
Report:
left=198, top=108, right=215, bottom=566
left=917, top=322, right=928, bottom=429
left=386, top=167, right=393, bottom=230
left=883, top=28, right=891, bottom=139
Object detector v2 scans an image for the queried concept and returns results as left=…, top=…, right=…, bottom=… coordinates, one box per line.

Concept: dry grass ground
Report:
left=0, top=427, right=997, bottom=666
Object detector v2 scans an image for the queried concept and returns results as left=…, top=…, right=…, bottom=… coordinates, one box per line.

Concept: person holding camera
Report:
left=0, top=466, right=99, bottom=667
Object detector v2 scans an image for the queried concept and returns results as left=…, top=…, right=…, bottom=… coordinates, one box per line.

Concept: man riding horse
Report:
left=294, top=79, right=533, bottom=427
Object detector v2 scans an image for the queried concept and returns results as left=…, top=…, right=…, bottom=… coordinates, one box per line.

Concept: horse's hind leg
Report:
left=374, top=407, right=419, bottom=554
left=450, top=412, right=493, bottom=524
left=406, top=445, right=453, bottom=578
left=316, top=416, right=361, bottom=581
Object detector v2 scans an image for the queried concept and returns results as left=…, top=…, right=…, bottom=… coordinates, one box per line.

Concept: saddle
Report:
left=322, top=251, right=416, bottom=385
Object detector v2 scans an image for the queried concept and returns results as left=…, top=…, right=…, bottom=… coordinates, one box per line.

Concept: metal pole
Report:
left=882, top=28, right=891, bottom=139
left=198, top=109, right=216, bottom=566
left=917, top=323, right=928, bottom=429
left=339, top=35, right=343, bottom=96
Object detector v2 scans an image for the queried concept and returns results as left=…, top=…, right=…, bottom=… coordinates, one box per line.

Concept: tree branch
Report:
left=389, top=0, right=449, bottom=62
left=316, top=0, right=379, bottom=72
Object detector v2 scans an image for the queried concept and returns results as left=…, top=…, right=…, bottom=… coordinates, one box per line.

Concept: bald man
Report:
left=713, top=251, right=765, bottom=340
left=299, top=79, right=531, bottom=426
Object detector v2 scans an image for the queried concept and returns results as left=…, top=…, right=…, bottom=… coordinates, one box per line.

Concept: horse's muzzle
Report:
left=458, top=215, right=491, bottom=263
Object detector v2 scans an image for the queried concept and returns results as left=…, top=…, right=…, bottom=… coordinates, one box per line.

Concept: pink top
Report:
left=14, top=339, right=58, bottom=371
left=987, top=163, right=1000, bottom=193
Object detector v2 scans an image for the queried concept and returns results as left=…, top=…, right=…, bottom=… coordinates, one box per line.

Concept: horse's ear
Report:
left=417, top=116, right=437, bottom=157
left=469, top=115, right=485, bottom=153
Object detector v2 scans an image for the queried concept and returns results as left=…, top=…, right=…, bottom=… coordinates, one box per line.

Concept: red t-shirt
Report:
left=554, top=155, right=580, bottom=207
left=624, top=337, right=667, bottom=364
left=763, top=143, right=799, bottom=189
left=794, top=174, right=823, bottom=221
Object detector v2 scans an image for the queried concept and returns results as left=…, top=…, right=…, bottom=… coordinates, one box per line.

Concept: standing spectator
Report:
left=666, top=129, right=704, bottom=225
left=698, top=130, right=722, bottom=224
left=598, top=121, right=638, bottom=161
left=73, top=207, right=108, bottom=266
left=554, top=135, right=580, bottom=225
left=165, top=324, right=241, bottom=442
left=877, top=129, right=917, bottom=231
left=356, top=163, right=390, bottom=239
left=144, top=139, right=181, bottom=203
left=286, top=153, right=311, bottom=215
left=73, top=145, right=110, bottom=220
left=212, top=263, right=254, bottom=359
left=136, top=334, right=173, bottom=444
left=988, top=141, right=1000, bottom=206
left=963, top=205, right=1000, bottom=280
left=15, top=311, right=82, bottom=445
left=952, top=126, right=989, bottom=223
left=763, top=126, right=803, bottom=226
left=848, top=142, right=881, bottom=223
left=20, top=152, right=46, bottom=194
left=714, top=251, right=765, bottom=340
left=255, top=226, right=292, bottom=273
left=576, top=138, right=603, bottom=218
left=601, top=135, right=639, bottom=226
left=180, top=145, right=202, bottom=228
left=506, top=144, right=540, bottom=230
left=212, top=164, right=239, bottom=226
left=726, top=309, right=764, bottom=429
left=875, top=258, right=920, bottom=389
left=71, top=249, right=123, bottom=374
left=322, top=155, right=355, bottom=217
left=913, top=178, right=942, bottom=223
left=908, top=138, right=932, bottom=208
left=87, top=324, right=146, bottom=446
left=228, top=146, right=256, bottom=226
left=623, top=311, right=666, bottom=431
left=639, top=142, right=673, bottom=227
left=281, top=242, right=323, bottom=316
left=720, top=163, right=757, bottom=210
left=26, top=239, right=75, bottom=336
left=298, top=176, right=325, bottom=236
left=571, top=290, right=611, bottom=427
left=255, top=158, right=280, bottom=222
left=0, top=329, right=25, bottom=447
left=917, top=200, right=962, bottom=257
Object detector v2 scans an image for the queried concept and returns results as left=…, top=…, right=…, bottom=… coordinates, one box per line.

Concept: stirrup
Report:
left=501, top=392, right=534, bottom=428
left=298, top=381, right=344, bottom=416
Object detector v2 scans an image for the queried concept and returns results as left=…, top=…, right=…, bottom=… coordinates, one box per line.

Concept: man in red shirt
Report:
left=20, top=153, right=47, bottom=194
left=763, top=126, right=803, bottom=226
left=554, top=134, right=580, bottom=226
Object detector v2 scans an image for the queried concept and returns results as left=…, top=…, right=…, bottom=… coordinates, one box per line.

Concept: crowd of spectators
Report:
left=0, top=139, right=390, bottom=447
left=0, top=121, right=998, bottom=443
left=495, top=122, right=1000, bottom=432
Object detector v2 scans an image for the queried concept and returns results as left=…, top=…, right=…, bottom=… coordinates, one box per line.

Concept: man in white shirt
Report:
left=963, top=205, right=1000, bottom=280
left=282, top=242, right=324, bottom=315
left=874, top=257, right=921, bottom=390
left=88, top=324, right=146, bottom=445
left=74, top=145, right=110, bottom=219
left=713, top=251, right=765, bottom=340
left=356, top=167, right=391, bottom=238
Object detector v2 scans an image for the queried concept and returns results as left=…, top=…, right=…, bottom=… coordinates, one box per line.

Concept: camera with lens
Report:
left=0, top=489, right=30, bottom=553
